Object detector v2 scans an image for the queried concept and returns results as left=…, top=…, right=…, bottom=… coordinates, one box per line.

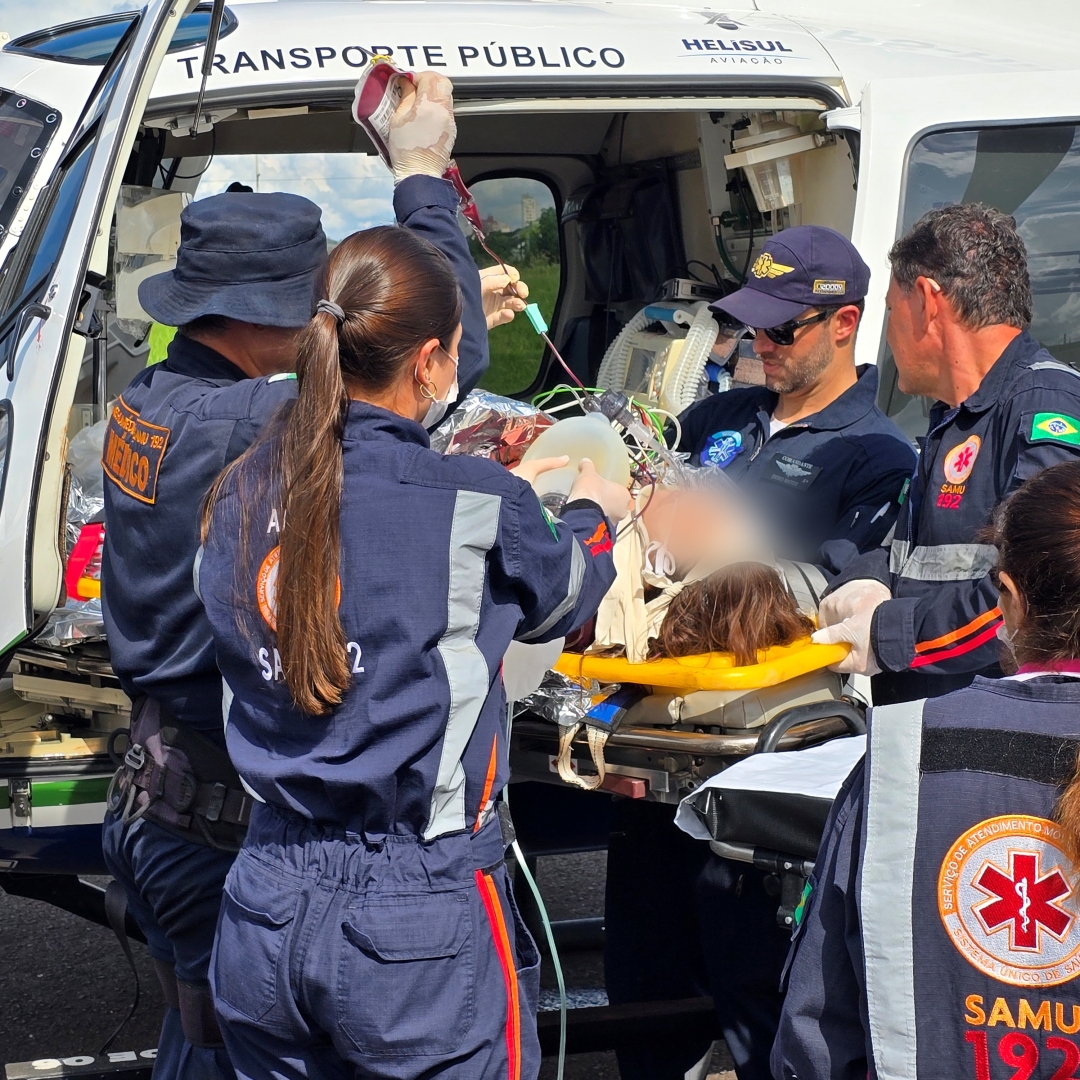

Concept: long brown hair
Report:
left=648, top=562, right=813, bottom=666
left=204, top=226, right=461, bottom=715
left=987, top=461, right=1080, bottom=865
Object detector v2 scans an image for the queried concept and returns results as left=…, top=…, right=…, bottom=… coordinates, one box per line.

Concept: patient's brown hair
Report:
left=649, top=562, right=814, bottom=666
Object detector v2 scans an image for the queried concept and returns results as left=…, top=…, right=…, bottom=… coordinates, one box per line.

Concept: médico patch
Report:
left=101, top=397, right=170, bottom=505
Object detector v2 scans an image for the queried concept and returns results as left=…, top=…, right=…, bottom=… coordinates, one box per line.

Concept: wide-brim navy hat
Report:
left=139, top=191, right=327, bottom=328
left=711, top=225, right=871, bottom=329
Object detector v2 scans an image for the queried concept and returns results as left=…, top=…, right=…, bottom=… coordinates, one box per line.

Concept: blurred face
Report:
left=753, top=309, right=835, bottom=395
left=885, top=276, right=938, bottom=397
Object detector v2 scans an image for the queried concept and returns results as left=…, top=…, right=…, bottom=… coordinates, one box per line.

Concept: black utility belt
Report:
left=107, top=695, right=251, bottom=852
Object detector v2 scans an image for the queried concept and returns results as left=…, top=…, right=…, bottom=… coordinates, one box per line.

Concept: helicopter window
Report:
left=468, top=176, right=560, bottom=398
left=5, top=5, right=239, bottom=66
left=194, top=151, right=396, bottom=244
left=880, top=122, right=1080, bottom=436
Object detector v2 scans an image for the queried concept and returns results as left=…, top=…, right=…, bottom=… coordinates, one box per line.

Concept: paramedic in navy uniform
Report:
left=774, top=460, right=1080, bottom=1080
left=677, top=225, right=916, bottom=565
left=99, top=73, right=518, bottom=1080
left=815, top=204, right=1080, bottom=705
left=198, top=211, right=629, bottom=1077
left=606, top=228, right=916, bottom=1080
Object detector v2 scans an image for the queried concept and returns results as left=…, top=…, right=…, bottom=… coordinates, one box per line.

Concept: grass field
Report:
left=477, top=261, right=560, bottom=397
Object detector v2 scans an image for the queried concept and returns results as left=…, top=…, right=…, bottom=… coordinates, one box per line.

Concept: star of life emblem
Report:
left=939, top=815, right=1080, bottom=987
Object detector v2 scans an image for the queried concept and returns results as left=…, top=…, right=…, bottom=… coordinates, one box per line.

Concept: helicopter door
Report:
left=0, top=0, right=191, bottom=661
left=850, top=69, right=1080, bottom=380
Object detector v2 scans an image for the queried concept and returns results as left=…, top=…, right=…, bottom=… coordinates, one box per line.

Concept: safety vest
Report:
left=863, top=681, right=1080, bottom=1080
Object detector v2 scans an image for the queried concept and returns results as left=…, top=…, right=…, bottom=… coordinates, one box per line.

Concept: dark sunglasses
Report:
left=759, top=309, right=834, bottom=346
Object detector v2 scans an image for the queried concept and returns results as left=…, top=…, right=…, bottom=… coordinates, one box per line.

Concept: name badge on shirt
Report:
left=102, top=396, right=171, bottom=505
left=765, top=454, right=821, bottom=490
left=700, top=429, right=744, bottom=468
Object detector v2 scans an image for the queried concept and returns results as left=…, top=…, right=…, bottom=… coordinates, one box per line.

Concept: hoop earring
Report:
left=419, top=381, right=437, bottom=400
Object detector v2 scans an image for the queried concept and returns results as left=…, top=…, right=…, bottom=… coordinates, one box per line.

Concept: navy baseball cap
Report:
left=711, top=225, right=870, bottom=329
left=139, top=191, right=327, bottom=328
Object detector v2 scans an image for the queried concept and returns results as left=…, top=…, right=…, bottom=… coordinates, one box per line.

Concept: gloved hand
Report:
left=481, top=264, right=529, bottom=329
left=510, top=455, right=569, bottom=485
left=387, top=71, right=457, bottom=183
left=567, top=458, right=632, bottom=523
left=811, top=578, right=892, bottom=675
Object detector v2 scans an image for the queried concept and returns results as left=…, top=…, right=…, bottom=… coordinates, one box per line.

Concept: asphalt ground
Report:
left=0, top=855, right=733, bottom=1079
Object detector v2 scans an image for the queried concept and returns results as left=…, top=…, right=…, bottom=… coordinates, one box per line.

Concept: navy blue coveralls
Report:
left=830, top=333, right=1080, bottom=705
left=773, top=674, right=1080, bottom=1080
left=100, top=176, right=483, bottom=1080
left=604, top=365, right=915, bottom=1080
left=198, top=406, right=617, bottom=1080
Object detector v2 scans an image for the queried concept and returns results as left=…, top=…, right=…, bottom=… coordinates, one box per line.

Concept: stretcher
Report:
left=508, top=638, right=866, bottom=805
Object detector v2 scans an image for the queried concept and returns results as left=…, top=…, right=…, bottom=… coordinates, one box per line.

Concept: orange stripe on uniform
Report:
left=476, top=870, right=521, bottom=1080
left=914, top=606, right=1002, bottom=655
left=473, top=734, right=500, bottom=833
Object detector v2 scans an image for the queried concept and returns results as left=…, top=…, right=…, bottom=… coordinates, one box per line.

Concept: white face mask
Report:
left=996, top=620, right=1018, bottom=661
left=419, top=348, right=459, bottom=431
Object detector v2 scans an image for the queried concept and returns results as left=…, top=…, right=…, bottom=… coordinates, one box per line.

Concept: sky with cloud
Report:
left=0, top=1, right=557, bottom=245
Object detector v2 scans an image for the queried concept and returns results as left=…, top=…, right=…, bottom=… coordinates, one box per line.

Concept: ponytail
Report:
left=987, top=460, right=1080, bottom=868
left=204, top=225, right=461, bottom=716
left=275, top=307, right=351, bottom=715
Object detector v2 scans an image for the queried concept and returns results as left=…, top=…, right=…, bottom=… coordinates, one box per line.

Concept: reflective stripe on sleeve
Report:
left=862, top=698, right=926, bottom=1080
left=425, top=490, right=502, bottom=841
left=516, top=536, right=586, bottom=642
left=889, top=539, right=998, bottom=582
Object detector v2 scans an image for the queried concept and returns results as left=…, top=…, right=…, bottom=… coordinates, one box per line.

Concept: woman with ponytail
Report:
left=198, top=215, right=629, bottom=1080
left=773, top=459, right=1080, bottom=1080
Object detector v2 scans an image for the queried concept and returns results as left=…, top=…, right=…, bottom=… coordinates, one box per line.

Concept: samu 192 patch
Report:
left=101, top=396, right=170, bottom=505
left=1029, top=412, right=1080, bottom=445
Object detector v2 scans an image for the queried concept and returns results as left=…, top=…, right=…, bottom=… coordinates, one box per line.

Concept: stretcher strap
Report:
left=556, top=723, right=610, bottom=790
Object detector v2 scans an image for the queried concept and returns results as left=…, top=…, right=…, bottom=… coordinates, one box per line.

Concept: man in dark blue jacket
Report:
left=814, top=204, right=1080, bottom=705
left=679, top=226, right=916, bottom=565
left=608, top=228, right=916, bottom=1080
left=100, top=73, right=489, bottom=1080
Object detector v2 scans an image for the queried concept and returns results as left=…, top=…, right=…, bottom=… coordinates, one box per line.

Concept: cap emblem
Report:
left=751, top=253, right=795, bottom=280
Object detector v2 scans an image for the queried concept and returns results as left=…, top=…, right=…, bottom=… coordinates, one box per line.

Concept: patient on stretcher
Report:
left=648, top=562, right=814, bottom=666
left=582, top=479, right=811, bottom=665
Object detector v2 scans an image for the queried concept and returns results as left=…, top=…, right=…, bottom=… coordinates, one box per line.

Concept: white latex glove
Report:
left=811, top=578, right=892, bottom=675
left=387, top=71, right=456, bottom=182
left=567, top=458, right=632, bottom=523
left=510, top=455, right=569, bottom=486
left=481, top=264, right=529, bottom=329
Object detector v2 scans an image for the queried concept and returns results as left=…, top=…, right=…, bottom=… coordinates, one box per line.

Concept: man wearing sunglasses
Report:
left=653, top=227, right=916, bottom=1080
left=677, top=226, right=916, bottom=567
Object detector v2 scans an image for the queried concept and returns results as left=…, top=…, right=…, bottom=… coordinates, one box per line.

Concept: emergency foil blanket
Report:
left=429, top=390, right=554, bottom=466
left=518, top=669, right=620, bottom=791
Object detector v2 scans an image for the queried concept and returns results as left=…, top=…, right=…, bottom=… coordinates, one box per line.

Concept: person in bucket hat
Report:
left=99, top=72, right=494, bottom=1080
left=608, top=226, right=916, bottom=1080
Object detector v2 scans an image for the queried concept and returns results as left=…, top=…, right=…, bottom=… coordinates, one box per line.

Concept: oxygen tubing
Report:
left=504, top=703, right=568, bottom=1080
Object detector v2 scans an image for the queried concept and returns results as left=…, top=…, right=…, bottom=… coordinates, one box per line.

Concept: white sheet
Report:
left=674, top=734, right=866, bottom=841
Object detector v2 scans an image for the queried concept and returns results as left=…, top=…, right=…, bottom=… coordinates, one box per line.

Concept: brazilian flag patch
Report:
left=540, top=505, right=560, bottom=540
left=793, top=878, right=813, bottom=931
left=1030, top=412, right=1080, bottom=445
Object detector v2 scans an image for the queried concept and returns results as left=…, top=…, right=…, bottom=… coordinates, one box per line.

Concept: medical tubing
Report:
left=713, top=229, right=746, bottom=283
left=596, top=307, right=651, bottom=391
left=512, top=838, right=568, bottom=1079
left=502, top=702, right=568, bottom=1080
left=667, top=302, right=722, bottom=415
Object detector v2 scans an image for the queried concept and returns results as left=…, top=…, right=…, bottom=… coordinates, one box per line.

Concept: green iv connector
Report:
left=525, top=303, right=549, bottom=335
